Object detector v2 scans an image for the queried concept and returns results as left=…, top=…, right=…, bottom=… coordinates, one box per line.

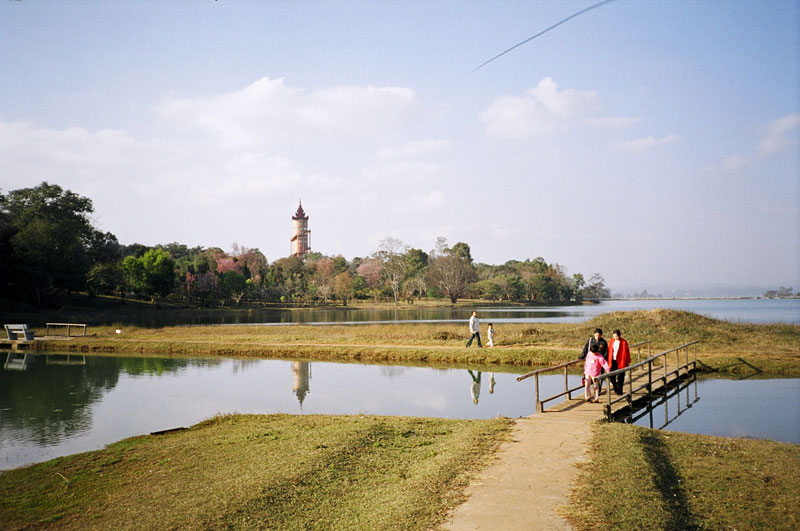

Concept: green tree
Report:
left=220, top=270, right=247, bottom=306
left=122, top=248, right=175, bottom=300
left=1, top=182, right=98, bottom=304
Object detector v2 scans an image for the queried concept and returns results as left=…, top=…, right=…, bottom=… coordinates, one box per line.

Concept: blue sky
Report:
left=1, top=0, right=798, bottom=291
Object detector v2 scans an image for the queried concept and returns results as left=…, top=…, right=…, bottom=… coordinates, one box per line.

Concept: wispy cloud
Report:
left=376, top=139, right=453, bottom=159
left=614, top=134, right=678, bottom=152
left=159, top=76, right=417, bottom=149
left=480, top=77, right=597, bottom=139
left=722, top=153, right=746, bottom=172
left=758, top=112, right=800, bottom=154
left=585, top=115, right=641, bottom=128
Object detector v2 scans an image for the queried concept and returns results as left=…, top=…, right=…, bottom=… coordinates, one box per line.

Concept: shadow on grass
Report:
left=638, top=430, right=701, bottom=531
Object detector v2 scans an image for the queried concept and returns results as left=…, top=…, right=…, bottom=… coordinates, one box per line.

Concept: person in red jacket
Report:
left=608, top=329, right=631, bottom=395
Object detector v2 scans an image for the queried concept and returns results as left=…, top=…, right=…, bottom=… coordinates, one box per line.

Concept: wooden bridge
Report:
left=445, top=341, right=700, bottom=530
left=516, top=340, right=699, bottom=422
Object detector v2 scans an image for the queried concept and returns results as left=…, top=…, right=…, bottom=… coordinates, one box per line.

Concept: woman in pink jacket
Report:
left=584, top=343, right=610, bottom=402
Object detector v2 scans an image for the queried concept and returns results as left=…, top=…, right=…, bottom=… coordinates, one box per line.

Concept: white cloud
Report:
left=411, top=190, right=445, bottom=209
left=480, top=77, right=597, bottom=139
left=722, top=153, right=746, bottom=172
left=159, top=76, right=417, bottom=149
left=614, top=134, right=678, bottom=152
left=376, top=139, right=453, bottom=159
left=758, top=112, right=800, bottom=154
left=585, top=115, right=641, bottom=128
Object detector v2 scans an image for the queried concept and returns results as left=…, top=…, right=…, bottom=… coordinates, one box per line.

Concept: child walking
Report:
left=584, top=343, right=610, bottom=403
left=487, top=323, right=496, bottom=347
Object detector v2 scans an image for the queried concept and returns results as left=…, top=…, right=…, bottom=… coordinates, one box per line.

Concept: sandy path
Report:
left=442, top=402, right=602, bottom=530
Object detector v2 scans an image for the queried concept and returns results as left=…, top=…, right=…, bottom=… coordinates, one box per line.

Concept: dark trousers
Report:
left=466, top=332, right=482, bottom=348
left=610, top=360, right=626, bottom=394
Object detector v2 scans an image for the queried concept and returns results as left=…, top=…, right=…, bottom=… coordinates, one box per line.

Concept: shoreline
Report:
left=13, top=308, right=800, bottom=376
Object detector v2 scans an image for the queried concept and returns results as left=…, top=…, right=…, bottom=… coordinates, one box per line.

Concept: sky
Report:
left=1, top=0, right=798, bottom=292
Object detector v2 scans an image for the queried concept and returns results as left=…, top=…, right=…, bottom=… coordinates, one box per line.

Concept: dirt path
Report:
left=442, top=402, right=603, bottom=530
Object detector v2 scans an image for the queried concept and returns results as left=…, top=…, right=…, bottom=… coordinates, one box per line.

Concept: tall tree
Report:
left=375, top=237, right=408, bottom=304
left=1, top=182, right=98, bottom=304
left=427, top=237, right=476, bottom=304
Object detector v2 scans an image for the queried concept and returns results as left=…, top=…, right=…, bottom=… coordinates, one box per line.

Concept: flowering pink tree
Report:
left=357, top=259, right=383, bottom=289
left=216, top=256, right=241, bottom=275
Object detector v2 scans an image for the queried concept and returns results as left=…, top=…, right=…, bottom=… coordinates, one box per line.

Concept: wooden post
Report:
left=535, top=373, right=543, bottom=413
left=564, top=366, right=569, bottom=400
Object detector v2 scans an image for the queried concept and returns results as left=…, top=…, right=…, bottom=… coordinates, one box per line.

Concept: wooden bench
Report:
left=4, top=324, right=35, bottom=341
left=46, top=323, right=87, bottom=337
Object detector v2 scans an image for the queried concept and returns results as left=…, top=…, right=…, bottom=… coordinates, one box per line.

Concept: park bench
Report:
left=45, top=322, right=87, bottom=337
left=4, top=324, right=35, bottom=341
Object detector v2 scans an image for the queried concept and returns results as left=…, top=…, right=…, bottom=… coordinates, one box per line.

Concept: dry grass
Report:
left=0, top=414, right=512, bottom=530
left=30, top=310, right=800, bottom=374
left=565, top=422, right=800, bottom=530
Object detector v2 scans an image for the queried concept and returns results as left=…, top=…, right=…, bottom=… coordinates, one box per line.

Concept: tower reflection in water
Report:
left=292, top=361, right=311, bottom=409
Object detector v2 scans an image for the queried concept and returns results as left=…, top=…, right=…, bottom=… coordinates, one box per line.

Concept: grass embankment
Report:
left=0, top=414, right=511, bottom=530
left=566, top=422, right=800, bottom=530
left=33, top=309, right=800, bottom=375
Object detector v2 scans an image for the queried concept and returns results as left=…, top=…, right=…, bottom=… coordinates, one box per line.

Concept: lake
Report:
left=2, top=353, right=798, bottom=471
left=113, top=298, right=800, bottom=327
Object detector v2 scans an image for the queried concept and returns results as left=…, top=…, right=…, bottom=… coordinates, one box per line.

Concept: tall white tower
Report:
left=290, top=201, right=310, bottom=258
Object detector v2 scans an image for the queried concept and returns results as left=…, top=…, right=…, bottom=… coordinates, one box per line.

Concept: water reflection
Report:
left=292, top=361, right=310, bottom=408
left=0, top=353, right=536, bottom=470
left=2, top=353, right=797, bottom=471
left=468, top=370, right=481, bottom=404
left=620, top=373, right=700, bottom=429
left=51, top=298, right=798, bottom=327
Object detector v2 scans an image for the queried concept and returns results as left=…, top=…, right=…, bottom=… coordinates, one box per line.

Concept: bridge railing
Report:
left=516, top=340, right=652, bottom=413
left=596, top=340, right=699, bottom=420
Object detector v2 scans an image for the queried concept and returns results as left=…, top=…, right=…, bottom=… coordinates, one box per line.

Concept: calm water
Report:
left=2, top=353, right=798, bottom=471
left=631, top=377, right=800, bottom=443
left=91, top=298, right=800, bottom=327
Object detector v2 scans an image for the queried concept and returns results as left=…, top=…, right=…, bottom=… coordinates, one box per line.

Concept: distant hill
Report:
left=609, top=283, right=795, bottom=299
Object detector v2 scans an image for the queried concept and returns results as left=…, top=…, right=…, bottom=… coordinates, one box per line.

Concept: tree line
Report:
left=0, top=182, right=610, bottom=308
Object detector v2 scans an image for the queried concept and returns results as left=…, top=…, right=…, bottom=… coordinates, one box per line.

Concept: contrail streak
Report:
left=473, top=0, right=620, bottom=73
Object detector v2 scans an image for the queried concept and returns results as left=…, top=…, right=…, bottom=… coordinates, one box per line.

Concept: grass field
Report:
left=30, top=309, right=800, bottom=375
left=565, top=422, right=800, bottom=530
left=0, top=414, right=512, bottom=530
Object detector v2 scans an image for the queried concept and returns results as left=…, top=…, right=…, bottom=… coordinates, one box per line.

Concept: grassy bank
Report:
left=0, top=414, right=511, bottom=530
left=30, top=309, right=800, bottom=375
left=565, top=422, right=800, bottom=530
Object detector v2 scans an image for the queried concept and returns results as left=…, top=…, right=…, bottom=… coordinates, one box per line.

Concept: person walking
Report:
left=487, top=323, right=496, bottom=347
left=608, top=329, right=631, bottom=395
left=466, top=310, right=482, bottom=348
left=579, top=328, right=608, bottom=392
left=583, top=343, right=610, bottom=402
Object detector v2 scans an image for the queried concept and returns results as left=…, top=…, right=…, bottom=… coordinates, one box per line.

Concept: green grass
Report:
left=31, top=309, right=800, bottom=375
left=565, top=422, right=800, bottom=530
left=0, top=414, right=512, bottom=530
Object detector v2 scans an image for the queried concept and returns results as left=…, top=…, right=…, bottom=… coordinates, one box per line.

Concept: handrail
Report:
left=515, top=339, right=652, bottom=413
left=516, top=359, right=581, bottom=382
left=517, top=339, right=699, bottom=417
left=596, top=340, right=699, bottom=382
left=597, top=340, right=699, bottom=420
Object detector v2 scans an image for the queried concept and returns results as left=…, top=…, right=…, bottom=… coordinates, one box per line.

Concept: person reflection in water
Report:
left=468, top=370, right=482, bottom=404
left=489, top=372, right=496, bottom=394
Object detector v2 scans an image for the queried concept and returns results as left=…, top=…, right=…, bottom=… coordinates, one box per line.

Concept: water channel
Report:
left=2, top=353, right=798, bottom=471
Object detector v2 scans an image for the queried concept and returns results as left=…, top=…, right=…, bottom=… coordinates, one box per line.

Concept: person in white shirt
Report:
left=466, top=310, right=482, bottom=348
